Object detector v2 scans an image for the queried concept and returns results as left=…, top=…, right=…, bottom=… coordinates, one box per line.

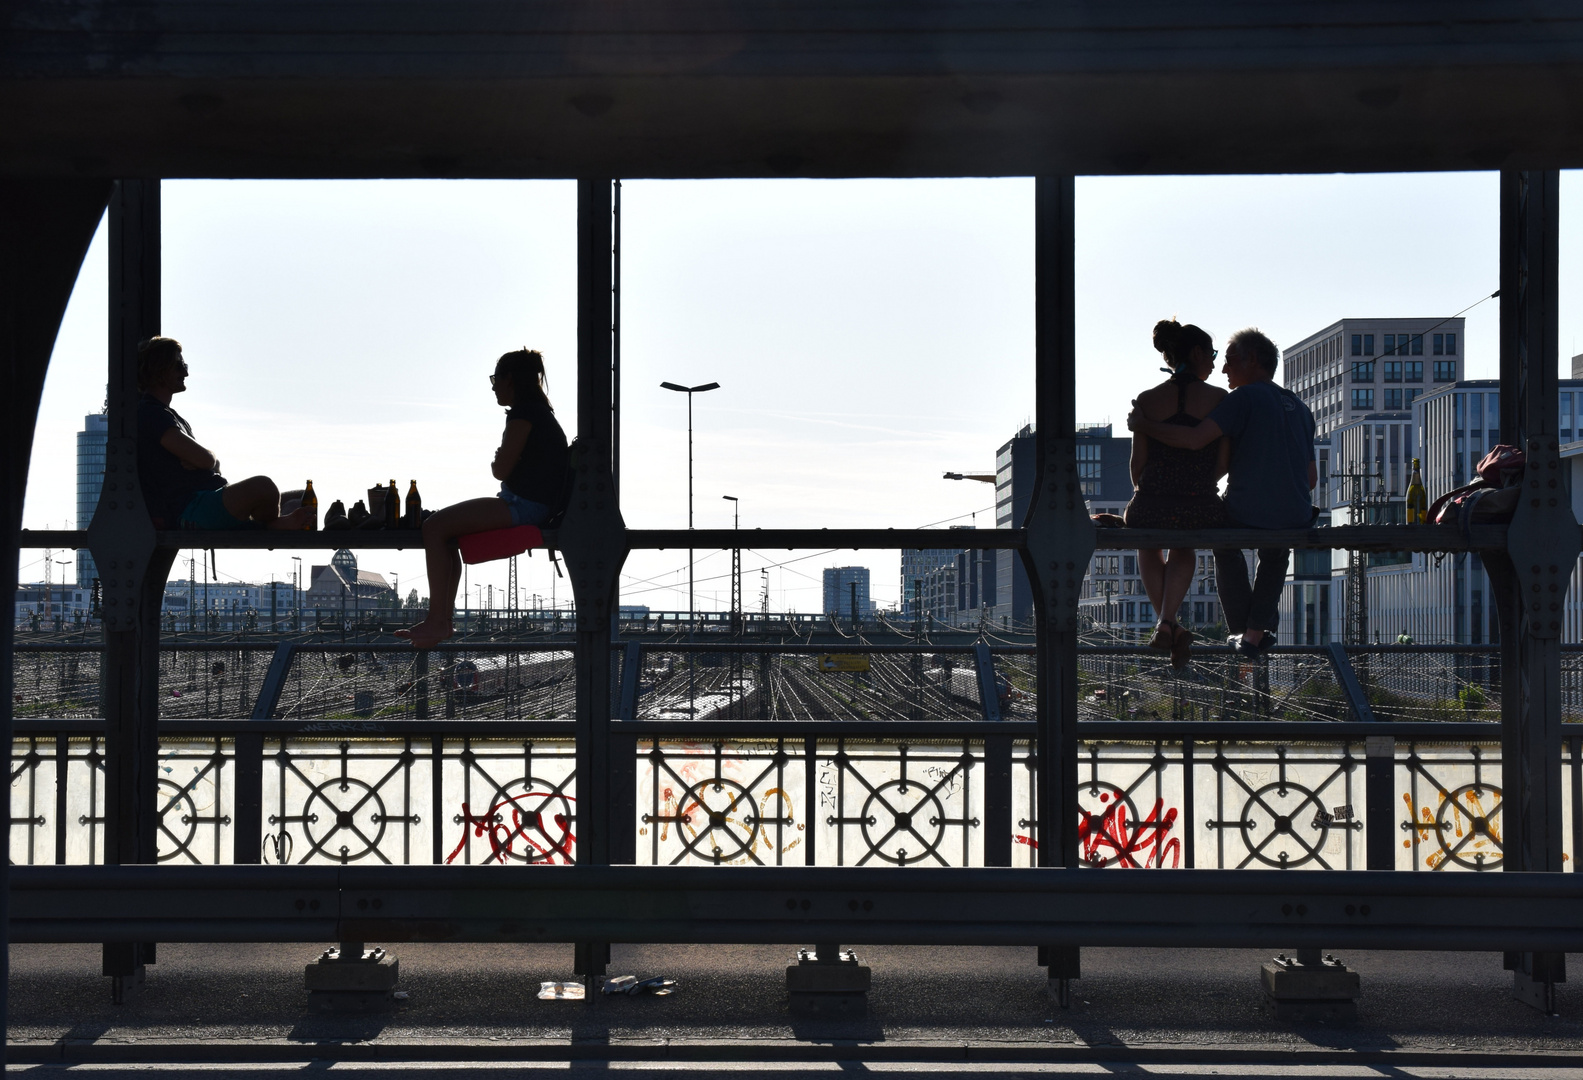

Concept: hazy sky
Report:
left=22, top=173, right=1583, bottom=612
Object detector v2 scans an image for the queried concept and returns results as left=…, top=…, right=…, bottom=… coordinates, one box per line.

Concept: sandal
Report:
left=1170, top=624, right=1195, bottom=669
left=1148, top=621, right=1176, bottom=652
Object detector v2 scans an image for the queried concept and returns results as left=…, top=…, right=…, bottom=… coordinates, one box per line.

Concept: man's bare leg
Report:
left=397, top=497, right=515, bottom=649
left=221, top=476, right=308, bottom=529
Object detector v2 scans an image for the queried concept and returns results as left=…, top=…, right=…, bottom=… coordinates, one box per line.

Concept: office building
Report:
left=1281, top=378, right=1583, bottom=645
left=13, top=583, right=96, bottom=628
left=992, top=423, right=1133, bottom=629
left=162, top=578, right=299, bottom=631
left=901, top=546, right=960, bottom=620
left=75, top=410, right=107, bottom=586
left=822, top=566, right=871, bottom=619
left=1284, top=317, right=1465, bottom=440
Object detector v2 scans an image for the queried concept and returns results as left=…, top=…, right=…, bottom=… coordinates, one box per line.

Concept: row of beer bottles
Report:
left=297, top=479, right=421, bottom=530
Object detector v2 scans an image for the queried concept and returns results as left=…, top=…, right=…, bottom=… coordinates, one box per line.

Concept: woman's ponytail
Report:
left=497, top=348, right=552, bottom=410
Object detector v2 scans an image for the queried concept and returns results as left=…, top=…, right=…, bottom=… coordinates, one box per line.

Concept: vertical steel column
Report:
left=0, top=177, right=114, bottom=1055
left=96, top=180, right=173, bottom=999
left=1493, top=169, right=1578, bottom=1012
left=1023, top=177, right=1093, bottom=1004
left=563, top=179, right=628, bottom=989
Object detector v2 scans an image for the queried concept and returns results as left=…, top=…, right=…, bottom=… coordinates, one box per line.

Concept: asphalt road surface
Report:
left=8, top=942, right=1583, bottom=1076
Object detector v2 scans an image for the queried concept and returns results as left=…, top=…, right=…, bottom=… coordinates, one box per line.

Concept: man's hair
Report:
left=136, top=337, right=184, bottom=392
left=1229, top=328, right=1279, bottom=375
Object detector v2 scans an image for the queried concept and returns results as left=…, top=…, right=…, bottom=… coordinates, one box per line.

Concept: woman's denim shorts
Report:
left=498, top=486, right=552, bottom=527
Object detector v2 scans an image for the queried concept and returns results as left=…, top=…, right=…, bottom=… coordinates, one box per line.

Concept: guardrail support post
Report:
left=1025, top=176, right=1094, bottom=1006
left=562, top=178, right=630, bottom=996
left=0, top=176, right=114, bottom=1050
left=97, top=179, right=171, bottom=1002
left=1493, top=167, right=1577, bottom=1013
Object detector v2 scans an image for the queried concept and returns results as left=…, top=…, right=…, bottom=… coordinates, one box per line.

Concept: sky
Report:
left=21, top=172, right=1583, bottom=614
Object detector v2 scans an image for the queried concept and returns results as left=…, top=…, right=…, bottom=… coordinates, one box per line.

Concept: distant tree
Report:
left=405, top=589, right=424, bottom=610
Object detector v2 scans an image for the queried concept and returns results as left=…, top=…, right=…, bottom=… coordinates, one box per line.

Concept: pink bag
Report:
left=1430, top=445, right=1526, bottom=529
left=1476, top=444, right=1526, bottom=487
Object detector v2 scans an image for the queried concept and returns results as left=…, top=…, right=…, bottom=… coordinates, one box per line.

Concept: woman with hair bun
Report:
left=1123, top=319, right=1231, bottom=668
left=398, top=348, right=570, bottom=648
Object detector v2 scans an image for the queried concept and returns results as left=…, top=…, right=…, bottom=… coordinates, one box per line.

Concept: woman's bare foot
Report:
left=267, top=507, right=311, bottom=530
left=395, top=618, right=454, bottom=649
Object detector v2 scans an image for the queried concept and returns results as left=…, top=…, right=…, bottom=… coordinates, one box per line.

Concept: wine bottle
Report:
left=302, top=480, right=318, bottom=531
left=405, top=480, right=422, bottom=527
left=386, top=479, right=400, bottom=527
left=1405, top=457, right=1428, bottom=524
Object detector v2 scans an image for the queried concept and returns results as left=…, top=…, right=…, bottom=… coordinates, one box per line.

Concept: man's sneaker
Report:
left=1228, top=634, right=1262, bottom=661
left=1256, top=632, right=1277, bottom=655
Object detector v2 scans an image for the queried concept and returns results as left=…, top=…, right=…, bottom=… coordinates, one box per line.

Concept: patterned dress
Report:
left=1124, top=378, right=1228, bottom=530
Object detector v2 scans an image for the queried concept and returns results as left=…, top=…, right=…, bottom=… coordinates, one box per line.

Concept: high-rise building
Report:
left=822, top=566, right=871, bottom=618
left=1283, top=317, right=1465, bottom=440
left=1280, top=378, right=1583, bottom=645
left=900, top=547, right=959, bottom=619
left=75, top=411, right=107, bottom=586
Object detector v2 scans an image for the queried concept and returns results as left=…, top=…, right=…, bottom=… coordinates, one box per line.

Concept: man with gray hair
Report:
left=1127, top=327, right=1317, bottom=660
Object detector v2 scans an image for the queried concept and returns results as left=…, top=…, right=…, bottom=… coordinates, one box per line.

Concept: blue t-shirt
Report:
left=137, top=394, right=226, bottom=527
left=1207, top=380, right=1317, bottom=529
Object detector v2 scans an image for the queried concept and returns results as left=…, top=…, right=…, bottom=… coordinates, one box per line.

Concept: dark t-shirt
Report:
left=1207, top=380, right=1317, bottom=529
left=504, top=396, right=570, bottom=508
left=137, top=394, right=226, bottom=527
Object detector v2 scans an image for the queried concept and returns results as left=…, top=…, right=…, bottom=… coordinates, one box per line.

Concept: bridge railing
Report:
left=10, top=641, right=1572, bottom=876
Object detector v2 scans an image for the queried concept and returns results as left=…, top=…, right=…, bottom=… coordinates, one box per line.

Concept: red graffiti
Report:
left=447, top=790, right=576, bottom=865
left=1078, top=796, right=1180, bottom=868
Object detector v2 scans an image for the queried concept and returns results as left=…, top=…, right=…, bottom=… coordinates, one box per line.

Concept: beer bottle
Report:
left=405, top=480, right=422, bottom=527
left=302, top=480, right=318, bottom=531
left=1405, top=457, right=1428, bottom=524
left=386, top=479, right=400, bottom=527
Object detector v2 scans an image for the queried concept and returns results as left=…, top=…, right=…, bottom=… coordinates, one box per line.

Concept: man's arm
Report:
left=1308, top=460, right=1318, bottom=490
left=1126, top=409, right=1223, bottom=451
left=159, top=427, right=217, bottom=472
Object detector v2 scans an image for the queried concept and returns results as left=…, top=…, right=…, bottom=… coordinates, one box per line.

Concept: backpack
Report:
left=1428, top=444, right=1526, bottom=531
left=1476, top=444, right=1526, bottom=487
left=543, top=435, right=582, bottom=529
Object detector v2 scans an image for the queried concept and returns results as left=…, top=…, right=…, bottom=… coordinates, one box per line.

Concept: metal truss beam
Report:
left=13, top=865, right=1583, bottom=954
left=16, top=523, right=1520, bottom=553
left=8, top=3, right=1583, bottom=178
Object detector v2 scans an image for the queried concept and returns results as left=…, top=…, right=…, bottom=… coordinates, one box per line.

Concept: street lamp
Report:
left=660, top=380, right=720, bottom=631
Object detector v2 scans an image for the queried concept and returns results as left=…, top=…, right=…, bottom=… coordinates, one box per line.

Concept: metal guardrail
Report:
left=14, top=864, right=1583, bottom=952
left=17, top=524, right=1520, bottom=553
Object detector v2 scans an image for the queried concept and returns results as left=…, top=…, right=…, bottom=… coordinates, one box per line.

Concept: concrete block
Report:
left=1260, top=959, right=1359, bottom=1001
left=786, top=960, right=871, bottom=993
left=305, top=955, right=400, bottom=993
left=789, top=990, right=867, bottom=1019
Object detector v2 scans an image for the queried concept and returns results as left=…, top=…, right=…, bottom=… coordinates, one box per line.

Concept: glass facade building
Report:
left=75, top=411, right=107, bottom=587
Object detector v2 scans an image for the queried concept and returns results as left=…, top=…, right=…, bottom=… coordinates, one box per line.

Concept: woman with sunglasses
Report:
left=1122, top=319, right=1231, bottom=668
left=398, top=348, right=569, bottom=648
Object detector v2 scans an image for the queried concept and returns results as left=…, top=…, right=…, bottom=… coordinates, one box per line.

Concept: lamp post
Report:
left=661, top=380, right=720, bottom=633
